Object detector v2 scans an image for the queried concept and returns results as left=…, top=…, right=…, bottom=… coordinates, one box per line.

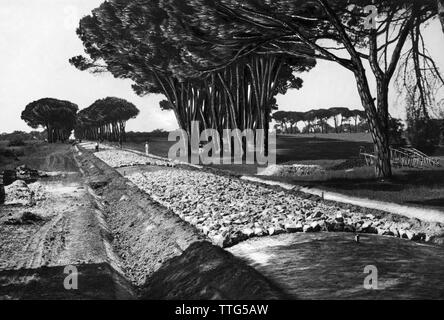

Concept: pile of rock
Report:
left=258, top=164, right=325, bottom=177
left=3, top=180, right=45, bottom=206
left=4, top=180, right=33, bottom=205
left=95, top=149, right=174, bottom=168
left=127, top=169, right=431, bottom=247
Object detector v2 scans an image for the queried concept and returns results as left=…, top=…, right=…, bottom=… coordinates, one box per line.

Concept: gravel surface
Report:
left=127, top=169, right=441, bottom=247
left=90, top=145, right=444, bottom=247
left=259, top=164, right=325, bottom=177
left=95, top=150, right=173, bottom=168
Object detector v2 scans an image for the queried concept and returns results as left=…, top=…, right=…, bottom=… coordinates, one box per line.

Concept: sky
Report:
left=1, top=0, right=444, bottom=133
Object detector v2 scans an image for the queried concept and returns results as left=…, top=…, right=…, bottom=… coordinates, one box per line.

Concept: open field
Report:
left=281, top=132, right=373, bottom=143
left=121, top=133, right=374, bottom=164
left=118, top=133, right=373, bottom=175
left=311, top=166, right=444, bottom=209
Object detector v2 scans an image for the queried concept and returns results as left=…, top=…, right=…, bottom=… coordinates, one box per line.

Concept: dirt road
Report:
left=0, top=144, right=134, bottom=299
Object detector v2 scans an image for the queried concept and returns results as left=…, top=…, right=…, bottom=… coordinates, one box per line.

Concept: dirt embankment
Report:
left=75, top=147, right=288, bottom=299
left=141, top=242, right=287, bottom=299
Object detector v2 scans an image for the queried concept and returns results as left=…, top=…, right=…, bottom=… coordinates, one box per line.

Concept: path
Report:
left=242, top=176, right=444, bottom=224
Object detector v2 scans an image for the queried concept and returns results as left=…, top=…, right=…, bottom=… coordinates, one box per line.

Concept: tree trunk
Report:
left=438, top=0, right=444, bottom=34
left=353, top=70, right=392, bottom=179
left=373, top=130, right=391, bottom=179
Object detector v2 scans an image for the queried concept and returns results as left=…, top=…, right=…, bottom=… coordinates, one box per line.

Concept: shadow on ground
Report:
left=229, top=233, right=444, bottom=300
left=140, top=241, right=289, bottom=300
left=0, top=263, right=135, bottom=300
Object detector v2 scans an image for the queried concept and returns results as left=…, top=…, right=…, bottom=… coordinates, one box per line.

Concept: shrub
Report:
left=388, top=117, right=406, bottom=147
left=0, top=147, right=24, bottom=159
left=407, top=119, right=441, bottom=154
left=0, top=148, right=16, bottom=158
left=8, top=138, right=26, bottom=147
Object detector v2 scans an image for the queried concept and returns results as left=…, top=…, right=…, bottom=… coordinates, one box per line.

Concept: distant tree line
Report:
left=0, top=131, right=47, bottom=142
left=74, top=97, right=139, bottom=143
left=126, top=129, right=169, bottom=142
left=272, top=108, right=368, bottom=134
left=21, top=97, right=139, bottom=143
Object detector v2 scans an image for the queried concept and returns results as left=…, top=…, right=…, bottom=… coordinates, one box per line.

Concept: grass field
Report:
left=276, top=134, right=372, bottom=163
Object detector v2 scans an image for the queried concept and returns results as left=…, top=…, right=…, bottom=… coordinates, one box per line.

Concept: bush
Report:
left=0, top=148, right=16, bottom=158
left=0, top=147, right=24, bottom=159
left=8, top=138, right=26, bottom=147
left=388, top=117, right=406, bottom=147
left=407, top=119, right=441, bottom=155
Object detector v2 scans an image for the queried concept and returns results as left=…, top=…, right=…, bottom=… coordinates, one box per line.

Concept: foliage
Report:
left=75, top=97, right=139, bottom=142
left=70, top=0, right=316, bottom=140
left=0, top=131, right=46, bottom=142
left=407, top=118, right=441, bottom=154
left=7, top=139, right=26, bottom=147
left=21, top=98, right=78, bottom=143
left=387, top=117, right=406, bottom=147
